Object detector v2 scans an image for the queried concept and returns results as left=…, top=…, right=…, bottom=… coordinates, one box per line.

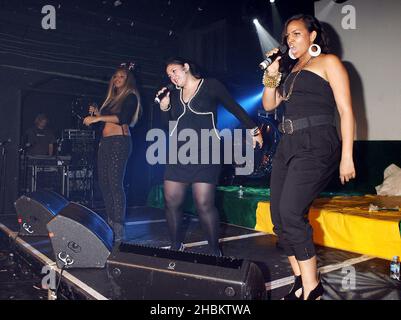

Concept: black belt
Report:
left=278, top=115, right=334, bottom=134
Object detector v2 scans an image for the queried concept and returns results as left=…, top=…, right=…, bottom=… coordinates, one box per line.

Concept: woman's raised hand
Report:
left=157, top=87, right=171, bottom=111
left=88, top=104, right=100, bottom=116
left=265, top=48, right=282, bottom=76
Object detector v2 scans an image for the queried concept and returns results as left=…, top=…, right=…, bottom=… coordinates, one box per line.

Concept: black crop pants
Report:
left=269, top=126, right=340, bottom=261
left=98, top=135, right=132, bottom=240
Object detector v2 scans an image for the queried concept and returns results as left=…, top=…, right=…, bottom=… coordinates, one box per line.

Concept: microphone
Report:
left=89, top=102, right=98, bottom=116
left=154, top=83, right=175, bottom=104
left=259, top=45, right=287, bottom=70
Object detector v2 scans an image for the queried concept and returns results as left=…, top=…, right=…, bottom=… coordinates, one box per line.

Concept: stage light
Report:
left=270, top=0, right=275, bottom=3
left=217, top=89, right=264, bottom=130
left=253, top=18, right=259, bottom=25
left=316, top=0, right=335, bottom=20
left=252, top=18, right=279, bottom=60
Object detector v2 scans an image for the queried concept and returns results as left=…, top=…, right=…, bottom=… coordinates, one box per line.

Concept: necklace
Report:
left=282, top=57, right=313, bottom=101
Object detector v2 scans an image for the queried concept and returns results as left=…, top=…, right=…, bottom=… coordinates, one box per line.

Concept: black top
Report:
left=100, top=93, right=138, bottom=125
left=281, top=70, right=336, bottom=119
left=24, top=127, right=56, bottom=155
left=167, top=78, right=257, bottom=138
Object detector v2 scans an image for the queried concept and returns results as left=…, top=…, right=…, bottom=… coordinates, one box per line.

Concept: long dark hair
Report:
left=100, top=64, right=142, bottom=127
left=165, top=57, right=203, bottom=79
left=280, top=14, right=330, bottom=76
left=282, top=14, right=329, bottom=53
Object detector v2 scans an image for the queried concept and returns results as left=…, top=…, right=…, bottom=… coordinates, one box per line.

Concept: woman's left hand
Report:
left=83, top=116, right=101, bottom=126
left=339, top=158, right=356, bottom=185
left=252, top=133, right=263, bottom=149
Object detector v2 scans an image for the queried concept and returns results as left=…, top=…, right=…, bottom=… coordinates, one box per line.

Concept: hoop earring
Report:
left=288, top=50, right=296, bottom=60
left=308, top=44, right=321, bottom=57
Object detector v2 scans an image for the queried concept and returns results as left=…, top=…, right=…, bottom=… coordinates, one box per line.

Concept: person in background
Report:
left=262, top=14, right=355, bottom=300
left=24, top=113, right=56, bottom=156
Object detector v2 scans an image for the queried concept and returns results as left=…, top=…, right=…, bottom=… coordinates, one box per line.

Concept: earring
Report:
left=308, top=44, right=321, bottom=57
left=288, top=50, right=296, bottom=60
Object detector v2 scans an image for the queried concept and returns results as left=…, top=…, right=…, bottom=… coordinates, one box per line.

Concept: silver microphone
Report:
left=154, top=84, right=175, bottom=104
left=89, top=102, right=98, bottom=116
left=259, top=45, right=287, bottom=70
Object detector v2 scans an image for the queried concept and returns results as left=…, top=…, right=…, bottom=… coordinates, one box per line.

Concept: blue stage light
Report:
left=217, top=87, right=264, bottom=130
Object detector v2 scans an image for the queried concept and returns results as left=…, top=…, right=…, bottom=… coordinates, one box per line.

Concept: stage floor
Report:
left=0, top=206, right=400, bottom=300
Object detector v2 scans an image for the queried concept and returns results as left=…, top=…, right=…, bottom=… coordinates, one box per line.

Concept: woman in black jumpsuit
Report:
left=262, top=15, right=356, bottom=299
left=157, top=57, right=263, bottom=256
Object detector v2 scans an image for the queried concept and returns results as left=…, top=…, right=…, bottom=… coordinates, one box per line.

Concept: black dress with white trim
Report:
left=164, top=78, right=257, bottom=184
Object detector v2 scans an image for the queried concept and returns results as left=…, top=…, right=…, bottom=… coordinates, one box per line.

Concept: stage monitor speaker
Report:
left=47, top=202, right=113, bottom=269
left=15, top=190, right=69, bottom=236
left=106, top=243, right=266, bottom=300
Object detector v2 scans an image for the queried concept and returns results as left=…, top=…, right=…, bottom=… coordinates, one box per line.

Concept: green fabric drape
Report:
left=147, top=185, right=270, bottom=228
left=147, top=185, right=365, bottom=229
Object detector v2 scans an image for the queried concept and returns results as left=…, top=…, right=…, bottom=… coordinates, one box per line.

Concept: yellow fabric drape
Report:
left=255, top=196, right=401, bottom=261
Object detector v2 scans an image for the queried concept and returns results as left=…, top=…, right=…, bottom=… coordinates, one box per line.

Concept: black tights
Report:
left=98, top=135, right=132, bottom=241
left=164, top=180, right=220, bottom=255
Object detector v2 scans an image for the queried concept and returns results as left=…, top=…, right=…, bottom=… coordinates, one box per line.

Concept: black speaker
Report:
left=47, top=202, right=113, bottom=269
left=106, top=243, right=266, bottom=300
left=15, top=190, right=69, bottom=236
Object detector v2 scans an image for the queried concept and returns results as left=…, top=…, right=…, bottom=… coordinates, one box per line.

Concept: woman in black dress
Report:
left=157, top=57, right=263, bottom=256
left=262, top=15, right=356, bottom=299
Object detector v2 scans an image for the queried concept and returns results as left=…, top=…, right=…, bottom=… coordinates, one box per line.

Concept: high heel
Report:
left=282, top=275, right=303, bottom=300
left=304, top=280, right=324, bottom=300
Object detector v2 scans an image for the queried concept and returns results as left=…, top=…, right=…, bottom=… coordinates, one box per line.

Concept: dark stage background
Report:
left=0, top=0, right=316, bottom=213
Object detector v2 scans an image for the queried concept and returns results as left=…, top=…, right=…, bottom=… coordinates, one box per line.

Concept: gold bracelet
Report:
left=262, top=70, right=282, bottom=88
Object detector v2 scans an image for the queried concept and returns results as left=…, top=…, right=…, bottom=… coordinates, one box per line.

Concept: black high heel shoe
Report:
left=282, top=275, right=303, bottom=300
left=304, top=280, right=324, bottom=300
